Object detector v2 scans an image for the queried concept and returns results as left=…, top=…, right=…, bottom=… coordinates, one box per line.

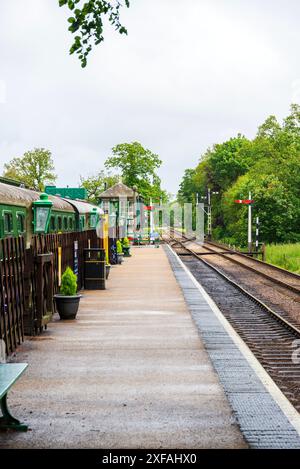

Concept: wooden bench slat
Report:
left=0, top=363, right=28, bottom=399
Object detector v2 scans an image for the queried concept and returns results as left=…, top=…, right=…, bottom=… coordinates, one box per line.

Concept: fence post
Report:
left=58, top=246, right=62, bottom=287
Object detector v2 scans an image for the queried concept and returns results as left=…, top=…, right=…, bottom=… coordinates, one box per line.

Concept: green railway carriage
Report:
left=0, top=181, right=104, bottom=247
left=0, top=182, right=76, bottom=247
left=62, top=198, right=103, bottom=232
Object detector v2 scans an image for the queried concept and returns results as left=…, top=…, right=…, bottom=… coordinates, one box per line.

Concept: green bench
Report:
left=0, top=363, right=28, bottom=431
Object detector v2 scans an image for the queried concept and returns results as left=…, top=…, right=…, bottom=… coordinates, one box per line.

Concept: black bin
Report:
left=84, top=248, right=106, bottom=290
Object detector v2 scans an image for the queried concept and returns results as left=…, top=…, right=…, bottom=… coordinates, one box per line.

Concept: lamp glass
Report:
left=35, top=206, right=51, bottom=233
left=90, top=213, right=98, bottom=228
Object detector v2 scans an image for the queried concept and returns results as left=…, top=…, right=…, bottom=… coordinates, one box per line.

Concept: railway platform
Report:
left=1, top=245, right=300, bottom=448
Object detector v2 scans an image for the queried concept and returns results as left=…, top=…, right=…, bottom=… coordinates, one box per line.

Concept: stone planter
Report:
left=54, top=294, right=82, bottom=320
left=123, top=246, right=131, bottom=257
left=117, top=253, right=124, bottom=264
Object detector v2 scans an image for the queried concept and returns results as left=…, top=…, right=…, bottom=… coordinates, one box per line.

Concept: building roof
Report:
left=99, top=182, right=136, bottom=199
left=45, top=186, right=87, bottom=200
left=0, top=182, right=74, bottom=212
left=62, top=198, right=104, bottom=215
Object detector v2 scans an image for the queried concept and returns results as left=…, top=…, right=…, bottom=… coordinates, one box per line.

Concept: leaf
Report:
left=59, top=0, right=130, bottom=67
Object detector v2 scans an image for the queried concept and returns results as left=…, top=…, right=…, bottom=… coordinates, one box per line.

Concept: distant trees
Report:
left=59, top=0, right=130, bottom=67
left=105, top=141, right=168, bottom=203
left=177, top=169, right=197, bottom=205
left=177, top=104, right=300, bottom=245
left=2, top=140, right=169, bottom=206
left=80, top=170, right=119, bottom=204
left=3, top=148, right=56, bottom=191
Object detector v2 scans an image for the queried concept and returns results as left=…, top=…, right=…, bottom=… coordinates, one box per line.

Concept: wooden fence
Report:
left=0, top=237, right=26, bottom=355
left=1, top=230, right=102, bottom=354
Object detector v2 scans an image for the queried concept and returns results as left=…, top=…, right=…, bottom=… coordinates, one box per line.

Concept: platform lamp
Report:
left=90, top=207, right=98, bottom=228
left=32, top=193, right=53, bottom=234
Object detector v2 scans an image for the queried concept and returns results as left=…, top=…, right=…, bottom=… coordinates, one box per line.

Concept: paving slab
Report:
left=0, top=246, right=246, bottom=448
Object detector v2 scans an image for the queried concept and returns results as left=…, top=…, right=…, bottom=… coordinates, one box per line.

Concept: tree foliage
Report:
left=3, top=148, right=56, bottom=191
left=80, top=170, right=119, bottom=204
left=177, top=169, right=197, bottom=204
left=105, top=142, right=167, bottom=203
left=177, top=104, right=300, bottom=245
left=59, top=0, right=130, bottom=67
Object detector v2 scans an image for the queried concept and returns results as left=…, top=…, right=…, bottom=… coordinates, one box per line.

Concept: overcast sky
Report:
left=0, top=0, right=299, bottom=196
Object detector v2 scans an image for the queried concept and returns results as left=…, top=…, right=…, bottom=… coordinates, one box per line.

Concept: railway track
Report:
left=165, top=235, right=300, bottom=412
left=168, top=232, right=300, bottom=329
left=203, top=240, right=300, bottom=295
left=171, top=233, right=300, bottom=291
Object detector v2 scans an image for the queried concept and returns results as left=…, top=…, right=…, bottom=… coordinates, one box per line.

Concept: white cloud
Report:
left=0, top=80, right=6, bottom=104
left=0, top=0, right=299, bottom=193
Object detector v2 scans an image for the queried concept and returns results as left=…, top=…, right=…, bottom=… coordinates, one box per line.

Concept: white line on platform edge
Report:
left=166, top=244, right=300, bottom=437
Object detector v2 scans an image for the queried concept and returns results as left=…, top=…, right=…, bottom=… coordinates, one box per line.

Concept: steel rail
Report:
left=168, top=236, right=300, bottom=339
left=170, top=232, right=300, bottom=295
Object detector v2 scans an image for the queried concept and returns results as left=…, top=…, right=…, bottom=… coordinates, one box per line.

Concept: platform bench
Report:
left=0, top=363, right=28, bottom=431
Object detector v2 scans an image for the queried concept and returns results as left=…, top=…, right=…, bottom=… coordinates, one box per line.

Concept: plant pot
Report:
left=54, top=294, right=82, bottom=320
left=117, top=253, right=124, bottom=264
left=123, top=246, right=131, bottom=257
left=106, top=264, right=111, bottom=279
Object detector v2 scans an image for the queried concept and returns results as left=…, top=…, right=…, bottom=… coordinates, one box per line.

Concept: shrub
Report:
left=122, top=237, right=130, bottom=247
left=60, top=267, right=78, bottom=296
left=116, top=240, right=123, bottom=254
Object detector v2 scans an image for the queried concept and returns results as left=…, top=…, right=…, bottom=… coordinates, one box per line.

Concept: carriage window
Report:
left=4, top=212, right=13, bottom=233
left=63, top=217, right=68, bottom=230
left=69, top=217, right=73, bottom=230
left=57, top=216, right=62, bottom=231
left=81, top=216, right=85, bottom=229
left=50, top=216, right=55, bottom=231
left=17, top=213, right=25, bottom=233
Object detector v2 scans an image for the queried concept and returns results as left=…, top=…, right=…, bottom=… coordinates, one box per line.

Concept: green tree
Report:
left=3, top=148, right=56, bottom=191
left=223, top=171, right=297, bottom=244
left=177, top=168, right=197, bottom=204
left=59, top=0, right=130, bottom=67
left=218, top=105, right=300, bottom=244
left=283, top=103, right=300, bottom=144
left=178, top=104, right=300, bottom=246
left=104, top=142, right=165, bottom=203
left=257, top=115, right=281, bottom=139
left=80, top=170, right=119, bottom=204
left=203, top=135, right=250, bottom=192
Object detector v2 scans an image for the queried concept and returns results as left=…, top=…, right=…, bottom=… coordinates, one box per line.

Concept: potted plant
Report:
left=54, top=267, right=82, bottom=319
left=116, top=239, right=124, bottom=264
left=122, top=237, right=131, bottom=257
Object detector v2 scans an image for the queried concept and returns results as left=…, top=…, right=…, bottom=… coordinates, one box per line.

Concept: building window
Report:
left=17, top=213, right=25, bottom=233
left=4, top=212, right=13, bottom=233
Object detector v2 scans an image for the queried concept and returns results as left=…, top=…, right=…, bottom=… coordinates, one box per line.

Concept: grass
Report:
left=265, top=243, right=300, bottom=274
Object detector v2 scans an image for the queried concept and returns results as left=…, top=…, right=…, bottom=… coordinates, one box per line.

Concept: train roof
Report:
left=0, top=182, right=74, bottom=212
left=62, top=198, right=104, bottom=215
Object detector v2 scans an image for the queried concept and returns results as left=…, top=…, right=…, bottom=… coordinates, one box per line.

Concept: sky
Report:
left=0, top=0, right=299, bottom=196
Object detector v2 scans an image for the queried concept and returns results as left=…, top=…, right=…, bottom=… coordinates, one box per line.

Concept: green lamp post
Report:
left=90, top=207, right=98, bottom=228
left=33, top=193, right=53, bottom=234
